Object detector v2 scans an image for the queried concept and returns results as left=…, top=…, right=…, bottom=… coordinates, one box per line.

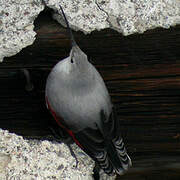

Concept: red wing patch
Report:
left=45, top=97, right=83, bottom=149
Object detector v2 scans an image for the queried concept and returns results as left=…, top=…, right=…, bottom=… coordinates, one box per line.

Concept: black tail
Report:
left=99, top=109, right=131, bottom=175
left=59, top=4, right=77, bottom=47
left=107, top=136, right=131, bottom=175
left=74, top=109, right=131, bottom=175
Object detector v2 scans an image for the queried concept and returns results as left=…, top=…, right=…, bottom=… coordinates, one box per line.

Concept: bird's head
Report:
left=69, top=45, right=88, bottom=65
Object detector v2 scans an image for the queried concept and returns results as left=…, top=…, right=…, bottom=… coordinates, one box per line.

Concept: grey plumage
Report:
left=45, top=5, right=131, bottom=176
left=46, top=46, right=112, bottom=132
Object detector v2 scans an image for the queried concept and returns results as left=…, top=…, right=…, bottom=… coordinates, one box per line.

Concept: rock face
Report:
left=0, top=0, right=44, bottom=62
left=0, top=0, right=180, bottom=61
left=0, top=128, right=117, bottom=179
left=45, top=0, right=180, bottom=35
left=0, top=129, right=95, bottom=180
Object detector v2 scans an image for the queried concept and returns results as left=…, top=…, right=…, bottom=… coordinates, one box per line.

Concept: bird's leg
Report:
left=93, top=162, right=100, bottom=180
left=21, top=69, right=34, bottom=91
left=67, top=144, right=78, bottom=168
left=48, top=126, right=79, bottom=167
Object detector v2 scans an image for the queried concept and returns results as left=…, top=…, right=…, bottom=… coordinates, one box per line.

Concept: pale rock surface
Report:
left=0, top=129, right=116, bottom=180
left=44, top=0, right=180, bottom=35
left=1, top=0, right=180, bottom=61
left=0, top=0, right=44, bottom=62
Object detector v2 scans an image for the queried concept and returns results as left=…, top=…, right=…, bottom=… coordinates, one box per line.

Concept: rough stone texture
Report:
left=0, top=129, right=95, bottom=179
left=44, top=0, right=180, bottom=35
left=1, top=0, right=180, bottom=61
left=0, top=153, right=11, bottom=180
left=44, top=0, right=109, bottom=33
left=0, top=129, right=116, bottom=180
left=0, top=0, right=44, bottom=62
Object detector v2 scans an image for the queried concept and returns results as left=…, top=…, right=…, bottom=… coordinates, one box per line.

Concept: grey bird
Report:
left=45, top=5, right=131, bottom=176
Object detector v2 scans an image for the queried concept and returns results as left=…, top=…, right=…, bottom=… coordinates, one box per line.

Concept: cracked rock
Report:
left=0, top=0, right=44, bottom=62
left=44, top=0, right=109, bottom=34
left=45, top=0, right=180, bottom=35
left=2, top=0, right=180, bottom=62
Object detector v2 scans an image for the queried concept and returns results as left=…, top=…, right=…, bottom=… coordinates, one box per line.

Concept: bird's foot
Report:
left=67, top=144, right=79, bottom=168
left=49, top=127, right=79, bottom=167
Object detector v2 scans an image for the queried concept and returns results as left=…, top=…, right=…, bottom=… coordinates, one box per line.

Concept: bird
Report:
left=45, top=4, right=131, bottom=176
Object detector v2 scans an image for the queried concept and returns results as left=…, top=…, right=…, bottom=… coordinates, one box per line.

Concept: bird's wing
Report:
left=46, top=95, right=131, bottom=175
left=74, top=108, right=131, bottom=175
left=46, top=96, right=84, bottom=148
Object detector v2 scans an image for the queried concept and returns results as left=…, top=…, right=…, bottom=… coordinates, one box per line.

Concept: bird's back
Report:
left=45, top=57, right=112, bottom=132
